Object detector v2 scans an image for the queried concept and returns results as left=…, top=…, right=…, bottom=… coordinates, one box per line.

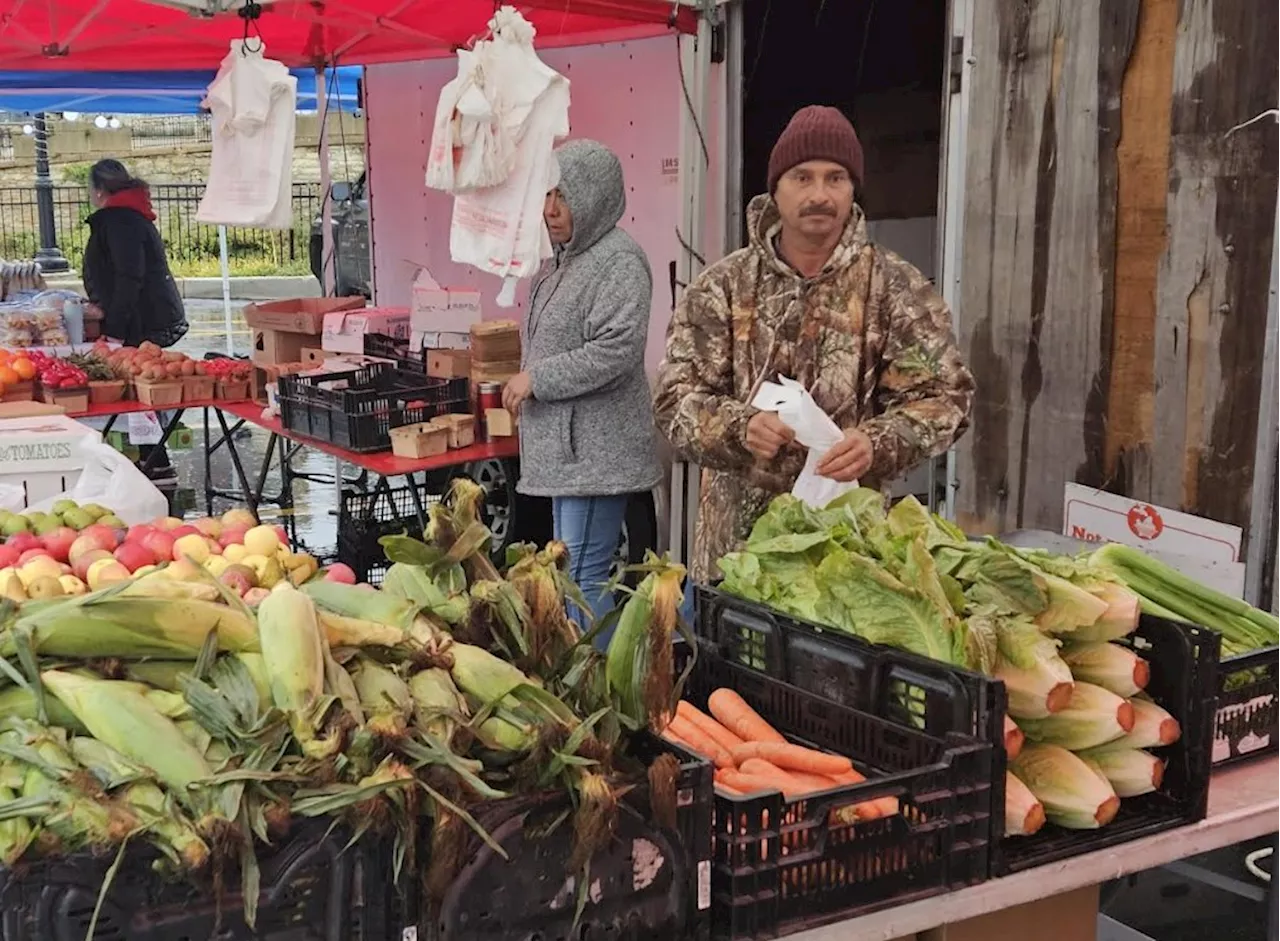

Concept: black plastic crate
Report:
left=0, top=819, right=407, bottom=941
left=278, top=361, right=468, bottom=453
left=1210, top=646, right=1277, bottom=766
left=996, top=614, right=1218, bottom=873
left=683, top=647, right=994, bottom=940
left=426, top=734, right=714, bottom=941
left=696, top=586, right=1219, bottom=878
left=364, top=332, right=428, bottom=375
left=337, top=481, right=444, bottom=581
left=695, top=585, right=1003, bottom=743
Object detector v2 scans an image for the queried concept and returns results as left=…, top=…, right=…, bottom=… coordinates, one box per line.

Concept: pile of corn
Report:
left=0, top=480, right=691, bottom=927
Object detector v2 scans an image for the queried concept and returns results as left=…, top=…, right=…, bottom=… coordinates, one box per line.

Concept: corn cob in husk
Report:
left=605, top=555, right=687, bottom=732
left=8, top=589, right=258, bottom=659
left=40, top=671, right=212, bottom=807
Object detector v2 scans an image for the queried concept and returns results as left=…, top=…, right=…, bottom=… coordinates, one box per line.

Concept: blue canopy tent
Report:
left=0, top=66, right=362, bottom=114
left=0, top=65, right=362, bottom=351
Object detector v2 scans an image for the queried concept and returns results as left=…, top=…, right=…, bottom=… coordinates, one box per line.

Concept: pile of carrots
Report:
left=663, top=689, right=899, bottom=821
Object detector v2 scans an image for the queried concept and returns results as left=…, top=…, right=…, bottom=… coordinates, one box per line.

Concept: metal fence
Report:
left=123, top=114, right=214, bottom=151
left=0, top=182, right=323, bottom=275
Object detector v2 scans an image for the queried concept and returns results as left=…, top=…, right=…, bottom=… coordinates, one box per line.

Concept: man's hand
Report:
left=816, top=429, right=873, bottom=482
left=502, top=372, right=533, bottom=415
left=745, top=412, right=795, bottom=461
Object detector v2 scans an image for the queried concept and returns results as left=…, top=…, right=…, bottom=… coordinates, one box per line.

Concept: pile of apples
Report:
left=0, top=506, right=357, bottom=603
left=0, top=500, right=126, bottom=538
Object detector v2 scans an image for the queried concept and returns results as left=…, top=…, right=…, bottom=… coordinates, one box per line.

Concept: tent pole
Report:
left=669, top=8, right=714, bottom=569
left=218, top=224, right=233, bottom=356
left=316, top=64, right=335, bottom=297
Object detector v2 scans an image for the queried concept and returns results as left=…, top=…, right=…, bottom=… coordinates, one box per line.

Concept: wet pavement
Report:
left=163, top=298, right=346, bottom=552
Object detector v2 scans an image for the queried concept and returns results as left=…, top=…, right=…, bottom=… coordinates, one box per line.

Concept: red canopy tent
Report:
left=0, top=0, right=698, bottom=71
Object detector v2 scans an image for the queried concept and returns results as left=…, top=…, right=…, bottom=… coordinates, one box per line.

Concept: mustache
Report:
left=800, top=204, right=838, bottom=217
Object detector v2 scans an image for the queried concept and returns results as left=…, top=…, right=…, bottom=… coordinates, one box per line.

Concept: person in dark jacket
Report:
left=83, top=159, right=189, bottom=481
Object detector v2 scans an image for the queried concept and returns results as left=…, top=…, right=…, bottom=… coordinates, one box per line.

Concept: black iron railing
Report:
left=0, top=181, right=325, bottom=275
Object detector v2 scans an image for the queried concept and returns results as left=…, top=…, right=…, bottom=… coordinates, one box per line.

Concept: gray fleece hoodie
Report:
left=517, top=139, right=663, bottom=499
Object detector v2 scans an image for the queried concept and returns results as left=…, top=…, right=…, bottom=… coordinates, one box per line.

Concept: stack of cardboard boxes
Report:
left=244, top=298, right=415, bottom=407
left=408, top=271, right=522, bottom=438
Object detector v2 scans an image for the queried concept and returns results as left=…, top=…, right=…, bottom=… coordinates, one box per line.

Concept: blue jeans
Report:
left=554, top=495, right=629, bottom=649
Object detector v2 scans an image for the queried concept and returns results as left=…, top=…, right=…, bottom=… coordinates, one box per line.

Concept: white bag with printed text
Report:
left=24, top=441, right=168, bottom=525
left=751, top=377, right=858, bottom=509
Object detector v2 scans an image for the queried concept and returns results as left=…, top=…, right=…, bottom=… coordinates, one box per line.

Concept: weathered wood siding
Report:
left=954, top=0, right=1277, bottom=544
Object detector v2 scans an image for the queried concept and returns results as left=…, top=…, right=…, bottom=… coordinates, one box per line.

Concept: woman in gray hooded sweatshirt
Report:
left=502, top=140, right=663, bottom=646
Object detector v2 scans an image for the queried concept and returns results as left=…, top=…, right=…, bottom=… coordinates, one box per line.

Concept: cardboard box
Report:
left=0, top=401, right=65, bottom=419
left=390, top=422, right=450, bottom=459
left=427, top=349, right=472, bottom=380
left=920, top=886, right=1099, bottom=941
left=413, top=330, right=470, bottom=351
left=301, top=347, right=336, bottom=368
left=322, top=308, right=411, bottom=355
left=243, top=296, right=366, bottom=335
left=471, top=320, right=521, bottom=363
left=432, top=413, right=476, bottom=449
left=410, top=270, right=483, bottom=332
left=484, top=407, right=515, bottom=438
left=252, top=327, right=312, bottom=367
left=0, top=413, right=101, bottom=507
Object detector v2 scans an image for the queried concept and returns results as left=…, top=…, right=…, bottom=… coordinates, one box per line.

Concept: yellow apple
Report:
left=243, top=525, right=282, bottom=557
left=222, top=544, right=249, bottom=564
left=58, top=574, right=87, bottom=596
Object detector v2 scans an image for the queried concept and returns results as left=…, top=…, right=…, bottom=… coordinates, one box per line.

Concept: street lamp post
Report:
left=32, top=113, right=69, bottom=274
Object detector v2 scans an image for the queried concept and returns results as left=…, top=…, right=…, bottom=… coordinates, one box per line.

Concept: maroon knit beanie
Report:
left=767, top=105, right=864, bottom=194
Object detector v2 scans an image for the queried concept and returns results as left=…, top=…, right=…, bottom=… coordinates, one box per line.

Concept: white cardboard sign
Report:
left=1062, top=482, right=1246, bottom=598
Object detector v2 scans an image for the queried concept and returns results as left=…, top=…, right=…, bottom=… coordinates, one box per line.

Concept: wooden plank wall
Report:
left=954, top=0, right=1278, bottom=543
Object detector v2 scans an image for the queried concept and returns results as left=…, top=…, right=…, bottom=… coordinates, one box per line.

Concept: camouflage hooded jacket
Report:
left=652, top=195, right=975, bottom=583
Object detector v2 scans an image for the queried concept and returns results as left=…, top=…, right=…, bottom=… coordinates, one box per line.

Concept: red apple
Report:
left=126, top=524, right=155, bottom=544
left=69, top=534, right=107, bottom=563
left=18, top=548, right=50, bottom=566
left=170, top=525, right=201, bottom=541
left=0, top=544, right=20, bottom=568
left=274, top=526, right=290, bottom=547
left=72, top=548, right=113, bottom=581
left=7, top=532, right=40, bottom=554
left=40, top=527, right=78, bottom=563
left=218, top=527, right=248, bottom=549
left=323, top=563, right=357, bottom=585
left=79, top=524, right=119, bottom=552
left=192, top=518, right=223, bottom=539
left=113, top=542, right=155, bottom=573
left=140, top=530, right=176, bottom=563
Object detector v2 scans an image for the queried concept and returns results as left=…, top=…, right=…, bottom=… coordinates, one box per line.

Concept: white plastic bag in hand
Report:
left=751, top=376, right=858, bottom=508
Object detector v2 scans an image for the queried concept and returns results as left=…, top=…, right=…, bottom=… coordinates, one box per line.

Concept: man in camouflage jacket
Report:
left=653, top=105, right=974, bottom=583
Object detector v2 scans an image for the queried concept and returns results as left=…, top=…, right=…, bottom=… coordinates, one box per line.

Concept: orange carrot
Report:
left=668, top=714, right=734, bottom=769
left=718, top=768, right=806, bottom=799
left=714, top=768, right=745, bottom=795
left=729, top=741, right=853, bottom=776
left=828, top=768, right=867, bottom=785
left=678, top=700, right=746, bottom=751
left=708, top=689, right=786, bottom=744
left=824, top=767, right=898, bottom=819
left=782, top=769, right=845, bottom=793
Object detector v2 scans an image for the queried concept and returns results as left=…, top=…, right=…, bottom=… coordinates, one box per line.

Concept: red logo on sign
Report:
left=1126, top=504, right=1164, bottom=541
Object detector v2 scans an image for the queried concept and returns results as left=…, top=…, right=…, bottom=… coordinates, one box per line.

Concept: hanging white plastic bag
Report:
left=24, top=441, right=167, bottom=525
left=751, top=376, right=857, bottom=508
left=196, top=43, right=298, bottom=229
